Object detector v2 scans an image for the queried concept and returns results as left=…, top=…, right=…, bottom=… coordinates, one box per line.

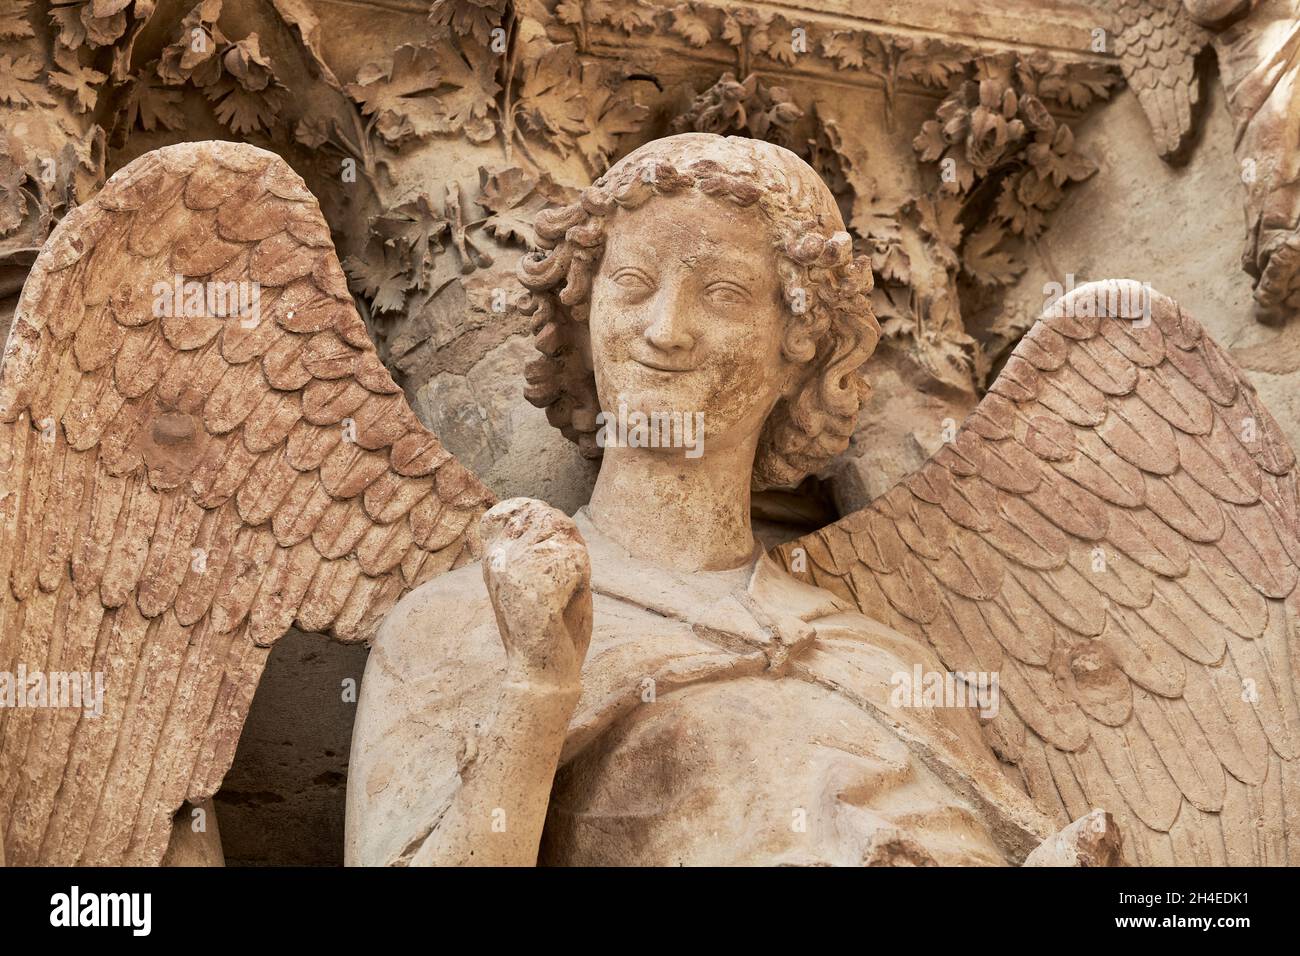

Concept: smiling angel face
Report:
left=518, top=132, right=880, bottom=489
left=588, top=192, right=793, bottom=456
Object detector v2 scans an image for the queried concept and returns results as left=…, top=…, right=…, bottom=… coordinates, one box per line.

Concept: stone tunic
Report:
left=345, top=510, right=1054, bottom=867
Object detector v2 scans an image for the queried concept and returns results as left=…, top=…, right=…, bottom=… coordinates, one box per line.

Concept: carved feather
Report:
left=0, top=142, right=493, bottom=865
left=775, top=279, right=1300, bottom=864
left=1104, top=0, right=1211, bottom=160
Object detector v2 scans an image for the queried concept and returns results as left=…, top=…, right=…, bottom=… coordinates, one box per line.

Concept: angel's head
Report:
left=518, top=133, right=879, bottom=490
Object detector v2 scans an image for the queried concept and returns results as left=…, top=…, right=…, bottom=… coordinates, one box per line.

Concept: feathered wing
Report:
left=776, top=280, right=1300, bottom=866
left=1105, top=0, right=1210, bottom=159
left=0, top=142, right=494, bottom=865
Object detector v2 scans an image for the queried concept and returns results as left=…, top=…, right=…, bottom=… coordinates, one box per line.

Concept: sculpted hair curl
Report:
left=517, top=133, right=880, bottom=490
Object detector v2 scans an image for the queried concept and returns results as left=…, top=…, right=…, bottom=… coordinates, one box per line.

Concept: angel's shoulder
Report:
left=802, top=609, right=949, bottom=691
left=368, top=560, right=500, bottom=678
left=385, top=559, right=490, bottom=621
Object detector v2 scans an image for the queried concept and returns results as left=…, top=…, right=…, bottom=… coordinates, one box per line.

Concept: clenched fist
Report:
left=480, top=498, right=594, bottom=692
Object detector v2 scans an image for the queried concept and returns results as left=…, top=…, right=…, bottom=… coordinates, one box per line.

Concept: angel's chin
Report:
left=599, top=377, right=702, bottom=414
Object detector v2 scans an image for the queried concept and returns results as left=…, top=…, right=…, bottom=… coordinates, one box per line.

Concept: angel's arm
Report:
left=405, top=499, right=593, bottom=867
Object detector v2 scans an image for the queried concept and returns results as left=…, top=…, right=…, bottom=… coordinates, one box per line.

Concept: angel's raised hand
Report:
left=480, top=498, right=593, bottom=691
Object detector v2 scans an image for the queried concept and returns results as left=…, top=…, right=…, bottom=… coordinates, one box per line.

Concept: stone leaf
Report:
left=477, top=165, right=577, bottom=250
left=429, top=0, right=507, bottom=44
left=0, top=0, right=35, bottom=39
left=0, top=53, right=55, bottom=107
left=348, top=40, right=499, bottom=147
left=270, top=0, right=342, bottom=89
left=119, top=71, right=185, bottom=132
left=514, top=40, right=586, bottom=156
left=576, top=80, right=649, bottom=174
left=49, top=45, right=110, bottom=113
left=962, top=221, right=1025, bottom=288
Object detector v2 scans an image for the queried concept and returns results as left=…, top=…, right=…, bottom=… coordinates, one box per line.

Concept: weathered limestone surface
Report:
left=2, top=0, right=1297, bottom=867
left=215, top=631, right=367, bottom=867
left=346, top=133, right=1300, bottom=867
left=982, top=79, right=1300, bottom=449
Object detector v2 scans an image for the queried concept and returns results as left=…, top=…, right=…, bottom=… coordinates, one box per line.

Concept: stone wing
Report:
left=0, top=141, right=494, bottom=865
left=776, top=280, right=1300, bottom=865
left=1106, top=0, right=1210, bottom=159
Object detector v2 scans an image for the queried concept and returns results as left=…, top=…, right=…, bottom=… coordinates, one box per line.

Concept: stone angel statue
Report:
left=345, top=134, right=1298, bottom=867
left=0, top=133, right=1293, bottom=868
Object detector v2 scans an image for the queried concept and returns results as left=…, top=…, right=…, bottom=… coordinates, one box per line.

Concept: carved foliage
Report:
left=908, top=54, right=1112, bottom=386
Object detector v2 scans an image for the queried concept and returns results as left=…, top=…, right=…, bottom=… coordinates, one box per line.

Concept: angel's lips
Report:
left=632, top=355, right=697, bottom=373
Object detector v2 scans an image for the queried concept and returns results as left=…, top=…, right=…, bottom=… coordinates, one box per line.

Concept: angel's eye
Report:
left=705, top=281, right=750, bottom=306
left=611, top=268, right=653, bottom=293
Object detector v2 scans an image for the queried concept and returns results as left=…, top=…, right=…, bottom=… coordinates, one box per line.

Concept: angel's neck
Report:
left=586, top=441, right=757, bottom=573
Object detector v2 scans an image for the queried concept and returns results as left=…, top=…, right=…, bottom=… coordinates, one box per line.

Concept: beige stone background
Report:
left=985, top=77, right=1300, bottom=452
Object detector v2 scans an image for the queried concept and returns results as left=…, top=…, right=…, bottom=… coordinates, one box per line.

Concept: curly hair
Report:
left=517, top=133, right=880, bottom=490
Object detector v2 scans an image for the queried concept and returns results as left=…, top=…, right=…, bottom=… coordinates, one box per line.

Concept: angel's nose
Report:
left=643, top=298, right=695, bottom=352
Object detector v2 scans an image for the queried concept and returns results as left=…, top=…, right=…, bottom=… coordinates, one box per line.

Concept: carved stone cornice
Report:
left=553, top=0, right=1118, bottom=114
left=704, top=0, right=1113, bottom=59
